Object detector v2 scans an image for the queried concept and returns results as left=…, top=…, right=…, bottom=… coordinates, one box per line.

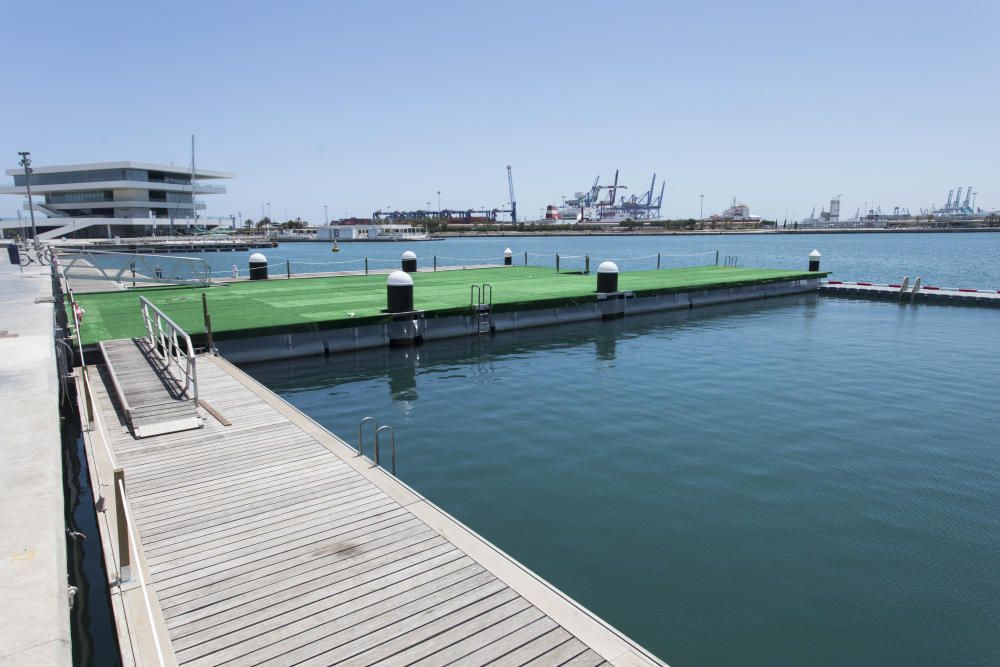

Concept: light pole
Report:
left=700, top=194, right=704, bottom=220
left=17, top=152, right=38, bottom=249
left=324, top=204, right=329, bottom=225
left=266, top=202, right=271, bottom=236
left=437, top=191, right=441, bottom=213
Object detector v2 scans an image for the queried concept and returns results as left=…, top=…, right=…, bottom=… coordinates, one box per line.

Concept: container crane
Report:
left=506, top=165, right=517, bottom=224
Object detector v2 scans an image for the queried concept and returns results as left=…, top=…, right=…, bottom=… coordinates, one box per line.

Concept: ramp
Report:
left=101, top=337, right=202, bottom=438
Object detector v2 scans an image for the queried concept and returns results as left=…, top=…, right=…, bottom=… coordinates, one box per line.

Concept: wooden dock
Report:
left=78, top=350, right=666, bottom=666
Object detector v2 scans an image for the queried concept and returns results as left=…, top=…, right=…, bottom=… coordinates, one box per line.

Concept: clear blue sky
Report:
left=2, top=0, right=997, bottom=222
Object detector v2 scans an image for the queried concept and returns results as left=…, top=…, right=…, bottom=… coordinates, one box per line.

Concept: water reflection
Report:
left=245, top=294, right=817, bottom=393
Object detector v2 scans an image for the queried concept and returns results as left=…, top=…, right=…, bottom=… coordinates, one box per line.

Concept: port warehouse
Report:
left=70, top=265, right=823, bottom=360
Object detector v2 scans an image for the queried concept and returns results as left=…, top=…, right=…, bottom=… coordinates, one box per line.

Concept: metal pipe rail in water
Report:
left=139, top=296, right=198, bottom=402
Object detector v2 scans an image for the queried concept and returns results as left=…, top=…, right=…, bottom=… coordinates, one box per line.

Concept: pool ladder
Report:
left=724, top=255, right=740, bottom=268
left=357, top=416, right=397, bottom=476
left=470, top=283, right=493, bottom=335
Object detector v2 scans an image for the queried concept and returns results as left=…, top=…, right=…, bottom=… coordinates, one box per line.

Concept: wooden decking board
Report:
left=151, top=516, right=427, bottom=598
left=331, top=587, right=527, bottom=667
left=121, top=451, right=337, bottom=500
left=128, top=462, right=355, bottom=522
left=159, top=527, right=441, bottom=614
left=141, top=487, right=388, bottom=556
left=148, top=509, right=417, bottom=590
left=562, top=652, right=612, bottom=666
left=124, top=452, right=333, bottom=500
left=523, top=637, right=594, bottom=666
left=145, top=496, right=401, bottom=572
left=492, top=627, right=577, bottom=665
left=144, top=492, right=393, bottom=568
left=216, top=572, right=505, bottom=667
left=133, top=469, right=368, bottom=535
left=180, top=567, right=495, bottom=666
left=164, top=539, right=457, bottom=630
left=449, top=616, right=561, bottom=666
left=404, top=603, right=545, bottom=666
left=87, top=352, right=665, bottom=667
left=348, top=594, right=535, bottom=667
left=170, top=550, right=475, bottom=652
left=113, top=420, right=306, bottom=461
left=120, top=436, right=321, bottom=480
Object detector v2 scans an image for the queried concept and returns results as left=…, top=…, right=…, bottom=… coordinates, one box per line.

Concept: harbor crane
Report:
left=507, top=165, right=517, bottom=224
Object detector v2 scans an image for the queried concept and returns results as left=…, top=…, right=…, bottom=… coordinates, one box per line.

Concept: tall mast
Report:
left=191, top=134, right=197, bottom=231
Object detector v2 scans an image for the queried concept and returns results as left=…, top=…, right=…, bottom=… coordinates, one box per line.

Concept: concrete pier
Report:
left=0, top=257, right=71, bottom=665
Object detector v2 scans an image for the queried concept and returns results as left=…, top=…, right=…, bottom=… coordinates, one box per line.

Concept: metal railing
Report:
left=59, top=248, right=211, bottom=287
left=357, top=416, right=378, bottom=458
left=139, top=296, right=198, bottom=402
left=375, top=425, right=396, bottom=476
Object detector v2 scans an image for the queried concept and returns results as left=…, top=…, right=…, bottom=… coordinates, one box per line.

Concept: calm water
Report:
left=244, top=296, right=1000, bottom=667
left=190, top=232, right=1000, bottom=289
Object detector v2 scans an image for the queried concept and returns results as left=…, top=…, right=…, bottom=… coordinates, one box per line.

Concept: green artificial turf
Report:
left=71, top=265, right=820, bottom=345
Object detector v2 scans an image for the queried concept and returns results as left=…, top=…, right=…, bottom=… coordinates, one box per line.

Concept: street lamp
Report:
left=324, top=204, right=329, bottom=225
left=700, top=194, right=704, bottom=220
left=17, top=152, right=38, bottom=249
left=266, top=202, right=271, bottom=235
left=437, top=191, right=441, bottom=213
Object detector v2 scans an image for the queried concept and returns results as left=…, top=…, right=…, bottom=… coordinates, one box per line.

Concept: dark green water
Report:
left=243, top=296, right=1000, bottom=666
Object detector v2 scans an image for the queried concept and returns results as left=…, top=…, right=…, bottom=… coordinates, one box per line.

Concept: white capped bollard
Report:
left=387, top=270, right=414, bottom=312
left=809, top=249, right=821, bottom=272
left=231, top=264, right=239, bottom=279
left=401, top=250, right=417, bottom=273
left=249, top=252, right=268, bottom=280
left=597, top=261, right=619, bottom=293
left=504, top=248, right=513, bottom=266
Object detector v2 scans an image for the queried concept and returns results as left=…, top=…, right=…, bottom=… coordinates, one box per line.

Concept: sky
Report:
left=1, top=0, right=997, bottom=222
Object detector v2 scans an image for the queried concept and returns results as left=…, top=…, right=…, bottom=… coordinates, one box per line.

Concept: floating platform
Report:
left=71, top=266, right=824, bottom=362
left=821, top=280, right=1000, bottom=306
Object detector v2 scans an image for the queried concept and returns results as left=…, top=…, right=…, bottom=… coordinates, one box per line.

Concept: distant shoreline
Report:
left=432, top=226, right=1000, bottom=238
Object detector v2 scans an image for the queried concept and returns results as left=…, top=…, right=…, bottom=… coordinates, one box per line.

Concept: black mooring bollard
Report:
left=401, top=250, right=417, bottom=273
left=504, top=248, right=513, bottom=266
left=249, top=252, right=268, bottom=280
left=597, top=261, right=619, bottom=293
left=387, top=271, right=414, bottom=312
left=809, top=249, right=821, bottom=272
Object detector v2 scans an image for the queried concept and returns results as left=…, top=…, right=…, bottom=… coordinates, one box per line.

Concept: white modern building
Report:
left=0, top=160, right=233, bottom=240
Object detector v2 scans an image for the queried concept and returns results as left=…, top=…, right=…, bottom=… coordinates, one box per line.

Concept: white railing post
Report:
left=138, top=296, right=198, bottom=401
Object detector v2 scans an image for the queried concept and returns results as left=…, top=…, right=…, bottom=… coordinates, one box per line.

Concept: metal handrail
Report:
left=139, top=296, right=198, bottom=402
left=357, top=416, right=378, bottom=458
left=374, top=425, right=396, bottom=475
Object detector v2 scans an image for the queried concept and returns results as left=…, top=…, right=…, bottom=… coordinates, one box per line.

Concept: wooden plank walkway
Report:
left=100, top=338, right=202, bottom=438
left=84, top=351, right=666, bottom=666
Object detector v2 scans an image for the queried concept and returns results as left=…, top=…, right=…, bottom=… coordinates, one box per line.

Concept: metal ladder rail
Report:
left=374, top=425, right=396, bottom=476
left=357, top=416, right=378, bottom=458
left=472, top=283, right=493, bottom=334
